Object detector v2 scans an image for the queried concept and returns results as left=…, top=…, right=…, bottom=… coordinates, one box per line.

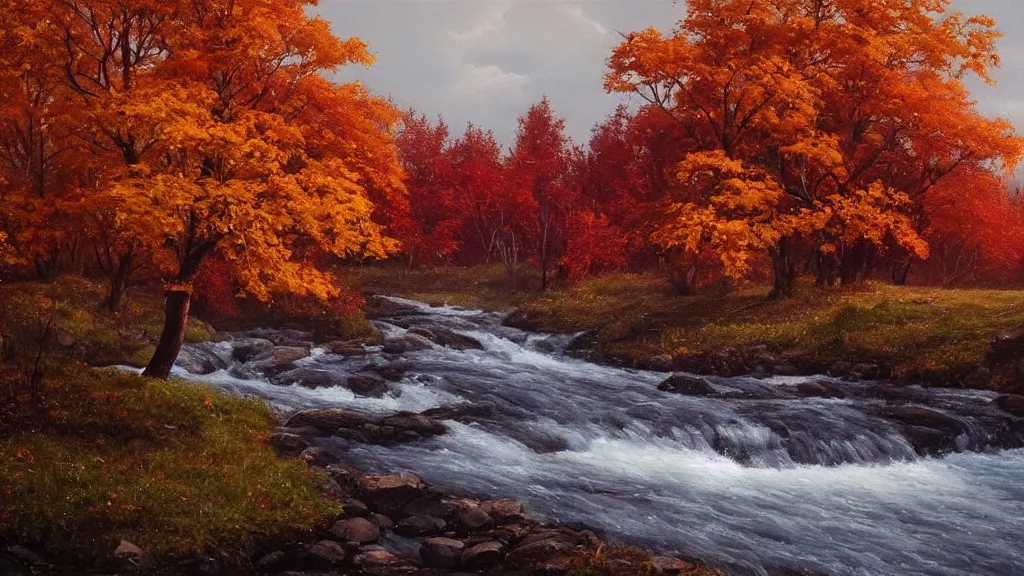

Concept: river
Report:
left=174, top=297, right=1024, bottom=576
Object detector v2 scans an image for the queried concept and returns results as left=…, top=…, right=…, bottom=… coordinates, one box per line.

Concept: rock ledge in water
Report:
left=657, top=373, right=716, bottom=396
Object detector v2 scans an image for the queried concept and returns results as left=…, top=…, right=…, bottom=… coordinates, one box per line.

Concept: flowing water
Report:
left=174, top=297, right=1024, bottom=576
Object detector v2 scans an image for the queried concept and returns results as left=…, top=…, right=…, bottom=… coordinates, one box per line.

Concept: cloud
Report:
left=315, top=0, right=1024, bottom=148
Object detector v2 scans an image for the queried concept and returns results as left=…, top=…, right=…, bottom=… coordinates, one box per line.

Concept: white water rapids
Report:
left=174, top=298, right=1024, bottom=576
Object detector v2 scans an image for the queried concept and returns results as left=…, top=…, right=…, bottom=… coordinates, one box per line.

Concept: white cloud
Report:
left=451, top=63, right=530, bottom=97
left=316, top=0, right=1024, bottom=146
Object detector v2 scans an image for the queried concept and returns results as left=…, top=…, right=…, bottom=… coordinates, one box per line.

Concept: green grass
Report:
left=346, top=262, right=542, bottom=310
left=350, top=265, right=1024, bottom=387
left=0, top=369, right=339, bottom=570
left=0, top=277, right=341, bottom=572
left=0, top=276, right=215, bottom=369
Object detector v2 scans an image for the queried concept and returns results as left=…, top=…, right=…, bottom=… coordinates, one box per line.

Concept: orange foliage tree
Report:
left=606, top=0, right=1022, bottom=297
left=0, top=2, right=89, bottom=281
left=40, top=0, right=403, bottom=378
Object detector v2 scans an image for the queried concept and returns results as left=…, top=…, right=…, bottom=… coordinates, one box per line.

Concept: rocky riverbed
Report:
left=170, top=296, right=1024, bottom=576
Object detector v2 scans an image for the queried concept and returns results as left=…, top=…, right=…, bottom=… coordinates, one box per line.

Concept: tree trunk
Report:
left=142, top=290, right=191, bottom=380
left=668, top=265, right=698, bottom=295
left=768, top=237, right=796, bottom=299
left=104, top=252, right=134, bottom=313
left=890, top=260, right=912, bottom=286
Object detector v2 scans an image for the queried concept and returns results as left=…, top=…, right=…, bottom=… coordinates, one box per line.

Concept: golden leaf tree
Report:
left=52, top=0, right=403, bottom=378
left=0, top=1, right=89, bottom=279
left=606, top=0, right=1022, bottom=296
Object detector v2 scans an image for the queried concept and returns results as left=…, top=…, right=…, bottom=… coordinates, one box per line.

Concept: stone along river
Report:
left=173, top=297, right=1024, bottom=576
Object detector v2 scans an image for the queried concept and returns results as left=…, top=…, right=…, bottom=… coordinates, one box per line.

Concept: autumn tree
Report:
left=917, top=168, right=1024, bottom=286
left=50, top=0, right=401, bottom=378
left=509, top=98, right=575, bottom=291
left=606, top=0, right=1021, bottom=297
left=395, top=112, right=460, bottom=267
left=447, top=124, right=508, bottom=265
left=0, top=2, right=88, bottom=281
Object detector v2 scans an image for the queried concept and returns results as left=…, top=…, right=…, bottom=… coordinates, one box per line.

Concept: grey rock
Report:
left=304, top=540, right=347, bottom=568
left=330, top=517, right=380, bottom=545
left=455, top=505, right=493, bottom=531
left=114, top=540, right=143, bottom=559
left=286, top=408, right=377, bottom=434
left=346, top=374, right=391, bottom=398
left=268, top=432, right=312, bottom=457
left=461, top=541, right=504, bottom=569
left=657, top=374, right=716, bottom=396
left=995, top=394, right=1024, bottom=417
left=420, top=537, right=466, bottom=569
left=479, top=500, right=526, bottom=525
left=395, top=514, right=446, bottom=537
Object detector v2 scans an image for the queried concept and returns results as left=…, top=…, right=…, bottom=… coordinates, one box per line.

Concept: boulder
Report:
left=848, top=363, right=880, bottom=381
left=455, top=505, right=493, bottom=532
left=330, top=517, right=380, bottom=545
left=401, top=495, right=460, bottom=519
left=256, top=346, right=309, bottom=366
left=382, top=413, right=447, bottom=437
left=480, top=500, right=526, bottom=525
left=990, top=327, right=1024, bottom=361
left=303, top=540, right=347, bottom=568
left=175, top=346, right=226, bottom=375
left=995, top=394, right=1024, bottom=418
left=359, top=473, right=426, bottom=514
left=346, top=374, right=391, bottom=398
left=410, top=327, right=484, bottom=351
left=795, top=381, right=846, bottom=399
left=340, top=498, right=370, bottom=518
left=395, top=514, right=447, bottom=537
left=254, top=551, right=285, bottom=572
left=361, top=362, right=409, bottom=382
left=421, top=403, right=496, bottom=424
left=271, top=368, right=339, bottom=390
left=352, top=549, right=416, bottom=575
left=365, top=296, right=422, bottom=319
left=299, top=446, right=340, bottom=468
left=268, top=432, right=312, bottom=457
left=461, top=541, right=504, bottom=569
left=382, top=333, right=434, bottom=354
left=657, top=374, right=716, bottom=396
left=420, top=537, right=466, bottom=569
left=114, top=540, right=143, bottom=559
left=962, top=366, right=992, bottom=389
left=828, top=362, right=853, bottom=377
left=231, top=339, right=273, bottom=362
left=324, top=340, right=369, bottom=356
left=286, top=408, right=377, bottom=435
left=251, top=346, right=309, bottom=376
left=369, top=513, right=394, bottom=530
left=510, top=531, right=577, bottom=562
left=878, top=406, right=967, bottom=455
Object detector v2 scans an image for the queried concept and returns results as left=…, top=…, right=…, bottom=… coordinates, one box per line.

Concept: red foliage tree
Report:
left=508, top=98, right=575, bottom=290
left=394, top=112, right=461, bottom=267
left=917, top=167, right=1024, bottom=286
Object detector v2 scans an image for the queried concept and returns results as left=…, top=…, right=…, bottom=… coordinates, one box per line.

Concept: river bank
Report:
left=0, top=278, right=718, bottom=576
left=350, top=264, right=1024, bottom=392
left=175, top=297, right=1024, bottom=576
left=4, top=275, right=1024, bottom=575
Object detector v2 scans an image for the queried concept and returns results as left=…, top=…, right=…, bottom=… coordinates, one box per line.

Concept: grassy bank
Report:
left=0, top=277, right=340, bottom=572
left=349, top=264, right=1024, bottom=388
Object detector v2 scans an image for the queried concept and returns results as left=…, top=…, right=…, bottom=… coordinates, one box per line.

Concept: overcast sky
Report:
left=314, top=0, right=1024, bottom=148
